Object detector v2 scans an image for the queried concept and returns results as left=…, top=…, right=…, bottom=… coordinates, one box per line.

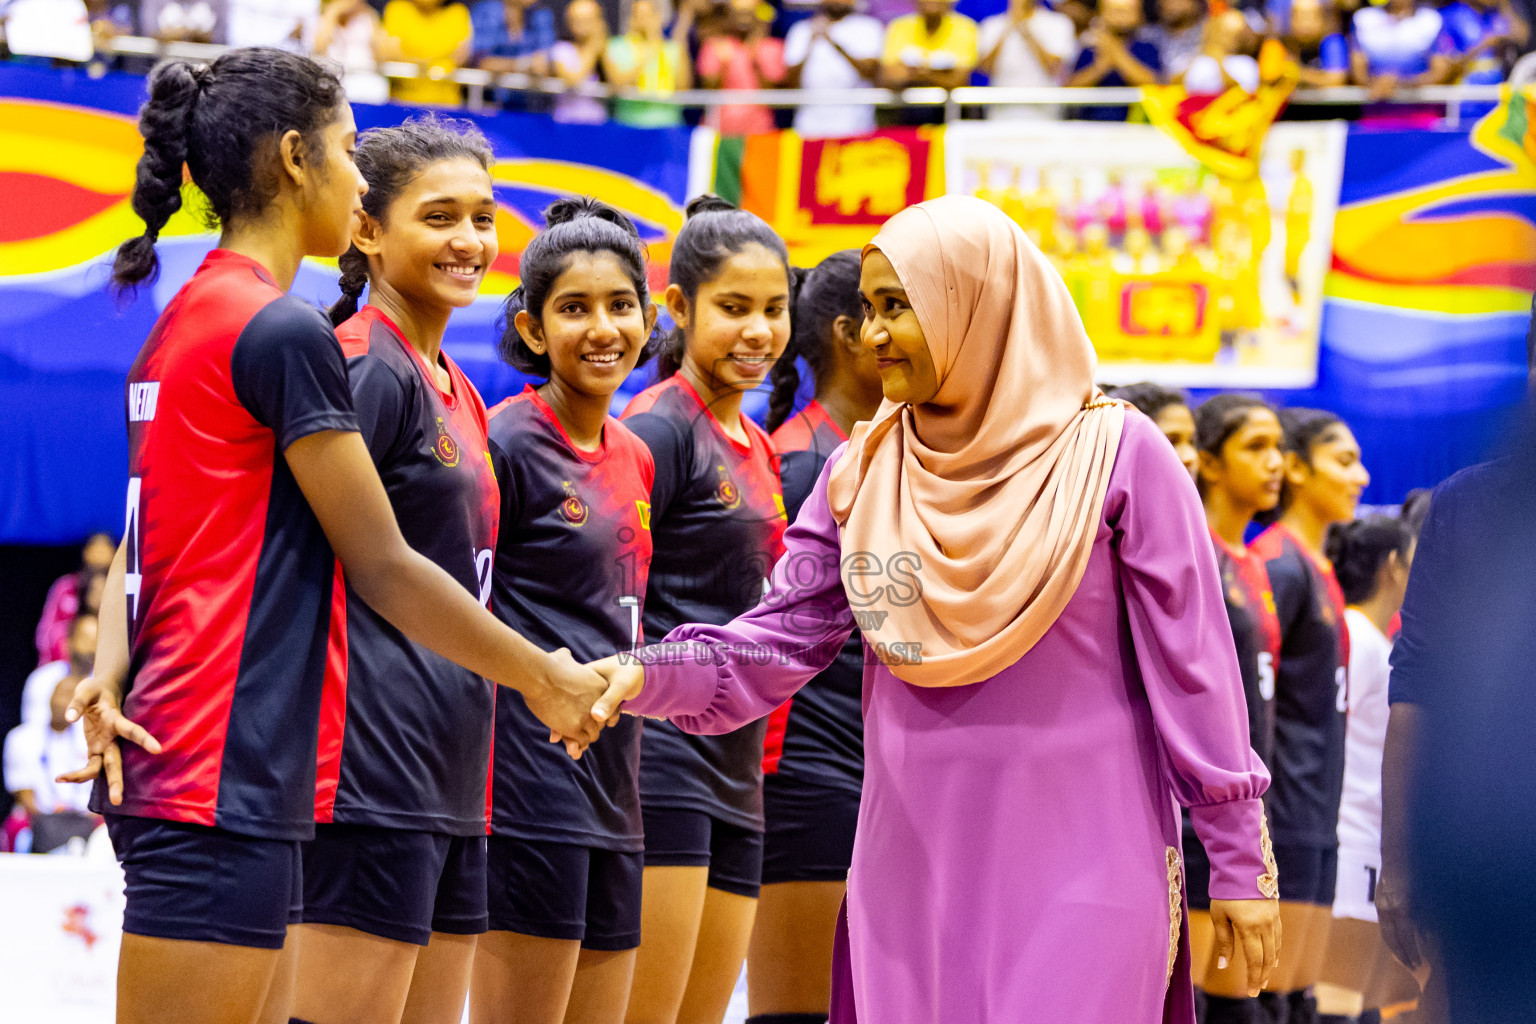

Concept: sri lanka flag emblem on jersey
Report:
left=559, top=480, right=589, bottom=526
left=433, top=417, right=460, bottom=467
left=715, top=464, right=741, bottom=510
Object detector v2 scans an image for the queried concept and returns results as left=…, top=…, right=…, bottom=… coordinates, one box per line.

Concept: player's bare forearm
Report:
left=95, top=538, right=131, bottom=695
left=288, top=431, right=583, bottom=697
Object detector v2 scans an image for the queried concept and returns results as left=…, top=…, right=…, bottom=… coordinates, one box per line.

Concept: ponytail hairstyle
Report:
left=1325, top=514, right=1412, bottom=605
left=329, top=112, right=495, bottom=326
left=497, top=196, right=655, bottom=379
left=1193, top=392, right=1275, bottom=498
left=112, top=48, right=348, bottom=296
left=1107, top=381, right=1190, bottom=422
left=650, top=194, right=791, bottom=381
left=766, top=250, right=863, bottom=434
left=1256, top=406, right=1345, bottom=524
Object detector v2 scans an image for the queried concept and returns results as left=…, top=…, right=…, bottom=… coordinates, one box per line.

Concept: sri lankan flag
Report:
left=1140, top=41, right=1299, bottom=181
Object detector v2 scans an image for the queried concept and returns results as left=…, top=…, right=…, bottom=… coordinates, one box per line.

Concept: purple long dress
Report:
left=627, top=413, right=1275, bottom=1024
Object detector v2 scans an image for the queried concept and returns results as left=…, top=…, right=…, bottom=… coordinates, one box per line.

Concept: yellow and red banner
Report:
left=710, top=127, right=946, bottom=266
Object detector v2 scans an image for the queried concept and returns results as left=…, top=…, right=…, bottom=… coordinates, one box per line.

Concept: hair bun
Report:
left=684, top=193, right=737, bottom=219
left=543, top=196, right=641, bottom=239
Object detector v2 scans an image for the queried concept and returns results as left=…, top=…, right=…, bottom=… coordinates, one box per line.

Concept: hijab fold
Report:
left=827, top=196, right=1126, bottom=687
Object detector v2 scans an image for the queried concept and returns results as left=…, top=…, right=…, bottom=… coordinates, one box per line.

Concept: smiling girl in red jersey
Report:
left=65, top=52, right=611, bottom=1024
left=1188, top=394, right=1286, bottom=1024
left=1249, top=408, right=1370, bottom=1024
left=470, top=198, right=659, bottom=1024
left=283, top=115, right=508, bottom=1024
left=752, top=250, right=883, bottom=1024
left=620, top=195, right=791, bottom=1024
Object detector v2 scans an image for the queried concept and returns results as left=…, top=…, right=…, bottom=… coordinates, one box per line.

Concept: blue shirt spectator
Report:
left=1436, top=0, right=1527, bottom=85
left=1068, top=0, right=1163, bottom=122
left=471, top=0, right=557, bottom=67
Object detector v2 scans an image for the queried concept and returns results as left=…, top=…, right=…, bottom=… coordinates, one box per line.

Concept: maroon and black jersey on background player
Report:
left=106, top=249, right=359, bottom=839
left=314, top=306, right=499, bottom=836
left=763, top=403, right=862, bottom=795
left=486, top=387, right=654, bottom=851
left=1251, top=522, right=1351, bottom=849
left=622, top=375, right=787, bottom=831
left=1211, top=528, right=1282, bottom=767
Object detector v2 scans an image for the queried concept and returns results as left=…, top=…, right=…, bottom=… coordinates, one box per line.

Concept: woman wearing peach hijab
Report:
left=590, top=195, right=1280, bottom=1022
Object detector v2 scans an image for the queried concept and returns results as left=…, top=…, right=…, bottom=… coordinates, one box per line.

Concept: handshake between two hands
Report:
left=56, top=650, right=652, bottom=807
left=533, top=650, right=648, bottom=760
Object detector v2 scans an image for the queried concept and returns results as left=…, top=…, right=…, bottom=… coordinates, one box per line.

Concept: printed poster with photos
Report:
left=944, top=120, right=1347, bottom=388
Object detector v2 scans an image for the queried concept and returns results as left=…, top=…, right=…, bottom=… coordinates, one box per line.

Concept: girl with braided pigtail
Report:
left=62, top=50, right=613, bottom=1024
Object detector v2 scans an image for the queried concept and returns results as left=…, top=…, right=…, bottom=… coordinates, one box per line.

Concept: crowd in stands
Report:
left=3, top=534, right=109, bottom=856
left=0, top=0, right=1530, bottom=129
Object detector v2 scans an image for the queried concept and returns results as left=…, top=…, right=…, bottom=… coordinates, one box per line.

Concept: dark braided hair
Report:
left=1107, top=382, right=1190, bottom=422
left=329, top=113, right=495, bottom=326
left=498, top=196, right=655, bottom=379
left=766, top=250, right=862, bottom=434
left=112, top=48, right=347, bottom=296
left=650, top=194, right=790, bottom=381
left=1325, top=514, right=1412, bottom=606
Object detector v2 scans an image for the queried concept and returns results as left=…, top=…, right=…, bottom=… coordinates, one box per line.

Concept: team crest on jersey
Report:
left=559, top=480, right=589, bottom=526
left=433, top=417, right=460, bottom=468
left=715, top=464, right=741, bottom=510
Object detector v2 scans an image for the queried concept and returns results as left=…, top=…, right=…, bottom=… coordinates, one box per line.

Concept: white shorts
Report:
left=1333, top=848, right=1380, bottom=923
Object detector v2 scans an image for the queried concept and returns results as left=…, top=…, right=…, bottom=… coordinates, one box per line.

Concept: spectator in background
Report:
left=1141, top=0, right=1206, bottom=78
left=1351, top=0, right=1443, bottom=100
left=881, top=0, right=979, bottom=89
left=977, top=0, right=1078, bottom=120
left=316, top=0, right=391, bottom=103
left=551, top=0, right=612, bottom=122
left=381, top=0, right=473, bottom=105
left=5, top=614, right=96, bottom=853
left=697, top=0, right=787, bottom=136
left=85, top=0, right=137, bottom=43
left=141, top=0, right=225, bottom=43
left=1280, top=0, right=1349, bottom=87
left=21, top=613, right=97, bottom=738
left=1179, top=7, right=1259, bottom=93
left=226, top=0, right=318, bottom=49
left=1057, top=0, right=1097, bottom=38
left=606, top=0, right=695, bottom=127
left=782, top=0, right=885, bottom=137
left=1068, top=0, right=1162, bottom=119
left=1433, top=0, right=1528, bottom=115
left=471, top=0, right=557, bottom=77
left=34, top=532, right=112, bottom=669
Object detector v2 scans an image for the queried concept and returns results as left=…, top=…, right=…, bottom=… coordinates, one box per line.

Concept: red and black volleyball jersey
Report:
left=1251, top=522, right=1351, bottom=849
left=315, top=306, right=499, bottom=836
left=770, top=398, right=847, bottom=462
left=1211, top=528, right=1282, bottom=767
left=762, top=405, right=863, bottom=795
left=108, top=249, right=359, bottom=840
left=486, top=387, right=655, bottom=851
left=622, top=375, right=788, bottom=830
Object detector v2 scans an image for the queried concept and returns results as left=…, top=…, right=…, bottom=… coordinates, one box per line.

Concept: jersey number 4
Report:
left=124, top=476, right=143, bottom=625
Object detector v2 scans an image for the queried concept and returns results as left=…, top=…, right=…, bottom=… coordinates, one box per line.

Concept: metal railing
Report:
left=93, top=35, right=1506, bottom=126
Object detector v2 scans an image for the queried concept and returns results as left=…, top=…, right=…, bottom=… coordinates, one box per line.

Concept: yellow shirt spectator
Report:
left=382, top=0, right=473, bottom=106
left=882, top=6, right=978, bottom=86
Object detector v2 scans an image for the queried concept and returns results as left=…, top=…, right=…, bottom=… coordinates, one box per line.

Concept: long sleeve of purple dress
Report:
left=1108, top=419, right=1278, bottom=901
left=625, top=443, right=858, bottom=728
left=627, top=417, right=1274, bottom=1023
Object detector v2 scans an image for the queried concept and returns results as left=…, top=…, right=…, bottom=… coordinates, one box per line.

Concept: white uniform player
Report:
left=1334, top=607, right=1392, bottom=922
